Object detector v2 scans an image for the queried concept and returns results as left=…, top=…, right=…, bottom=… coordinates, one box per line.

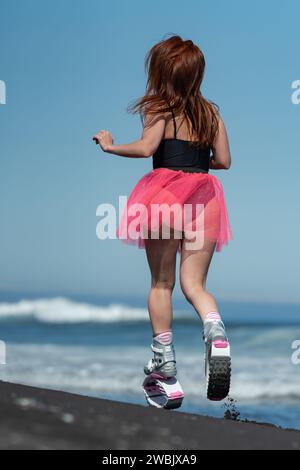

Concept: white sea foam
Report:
left=1, top=343, right=300, bottom=404
left=0, top=298, right=150, bottom=323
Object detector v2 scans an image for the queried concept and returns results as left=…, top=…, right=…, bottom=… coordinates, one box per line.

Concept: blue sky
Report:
left=1, top=0, right=299, bottom=303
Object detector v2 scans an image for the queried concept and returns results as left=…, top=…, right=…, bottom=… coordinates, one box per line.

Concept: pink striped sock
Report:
left=153, top=330, right=173, bottom=345
left=205, top=311, right=221, bottom=322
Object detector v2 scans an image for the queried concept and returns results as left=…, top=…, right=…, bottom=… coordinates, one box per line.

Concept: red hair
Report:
left=127, top=34, right=220, bottom=148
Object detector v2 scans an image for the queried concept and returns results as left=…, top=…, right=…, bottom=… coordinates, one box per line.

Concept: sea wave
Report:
left=0, top=297, right=299, bottom=329
left=1, top=343, right=300, bottom=403
left=0, top=298, right=152, bottom=324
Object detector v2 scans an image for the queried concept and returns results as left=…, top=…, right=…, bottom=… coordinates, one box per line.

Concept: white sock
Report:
left=153, top=331, right=173, bottom=345
left=204, top=311, right=222, bottom=323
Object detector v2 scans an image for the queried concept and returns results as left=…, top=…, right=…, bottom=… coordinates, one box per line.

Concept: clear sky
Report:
left=1, top=0, right=299, bottom=303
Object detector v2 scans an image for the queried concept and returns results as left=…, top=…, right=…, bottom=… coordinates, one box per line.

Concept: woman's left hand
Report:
left=93, top=130, right=113, bottom=152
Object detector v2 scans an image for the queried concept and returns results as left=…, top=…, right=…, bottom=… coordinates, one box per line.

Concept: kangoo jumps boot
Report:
left=204, top=319, right=231, bottom=401
left=144, top=337, right=177, bottom=379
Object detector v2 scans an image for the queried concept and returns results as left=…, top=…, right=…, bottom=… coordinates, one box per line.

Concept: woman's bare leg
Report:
left=144, top=236, right=181, bottom=336
left=179, top=237, right=219, bottom=321
left=180, top=236, right=231, bottom=401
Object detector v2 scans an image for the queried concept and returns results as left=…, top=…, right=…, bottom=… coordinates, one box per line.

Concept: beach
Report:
left=1, top=297, right=300, bottom=431
left=0, top=298, right=300, bottom=430
left=2, top=0, right=300, bottom=454
left=0, top=381, right=299, bottom=450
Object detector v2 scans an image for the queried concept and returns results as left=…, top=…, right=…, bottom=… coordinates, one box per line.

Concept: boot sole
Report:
left=207, top=356, right=231, bottom=401
left=142, top=374, right=184, bottom=409
left=206, top=341, right=231, bottom=401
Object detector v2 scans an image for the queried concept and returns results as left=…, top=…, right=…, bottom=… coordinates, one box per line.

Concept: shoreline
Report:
left=0, top=381, right=299, bottom=450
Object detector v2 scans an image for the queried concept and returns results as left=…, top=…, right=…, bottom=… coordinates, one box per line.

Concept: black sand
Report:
left=0, top=381, right=299, bottom=450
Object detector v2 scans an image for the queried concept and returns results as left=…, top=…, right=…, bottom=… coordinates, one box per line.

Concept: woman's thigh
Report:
left=180, top=237, right=216, bottom=289
left=144, top=235, right=181, bottom=287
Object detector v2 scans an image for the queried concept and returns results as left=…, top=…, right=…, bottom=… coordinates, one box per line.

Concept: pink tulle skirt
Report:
left=116, top=168, right=233, bottom=252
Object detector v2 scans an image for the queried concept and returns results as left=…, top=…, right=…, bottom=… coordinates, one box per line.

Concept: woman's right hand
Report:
left=93, top=129, right=114, bottom=153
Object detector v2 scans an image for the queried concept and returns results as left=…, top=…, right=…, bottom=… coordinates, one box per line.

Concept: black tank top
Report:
left=152, top=108, right=211, bottom=173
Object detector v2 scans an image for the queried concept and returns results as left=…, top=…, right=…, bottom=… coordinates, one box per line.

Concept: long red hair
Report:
left=127, top=34, right=220, bottom=148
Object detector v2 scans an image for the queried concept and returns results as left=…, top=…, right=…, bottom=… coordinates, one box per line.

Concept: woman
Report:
left=93, top=34, right=233, bottom=403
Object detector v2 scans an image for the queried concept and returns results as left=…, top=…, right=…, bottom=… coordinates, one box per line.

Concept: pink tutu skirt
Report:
left=116, top=168, right=233, bottom=252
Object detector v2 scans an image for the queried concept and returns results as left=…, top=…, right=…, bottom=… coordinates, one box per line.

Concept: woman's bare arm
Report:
left=93, top=113, right=166, bottom=158
left=210, top=115, right=232, bottom=170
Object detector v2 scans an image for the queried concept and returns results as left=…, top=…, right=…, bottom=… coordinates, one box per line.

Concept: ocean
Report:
left=0, top=294, right=299, bottom=430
